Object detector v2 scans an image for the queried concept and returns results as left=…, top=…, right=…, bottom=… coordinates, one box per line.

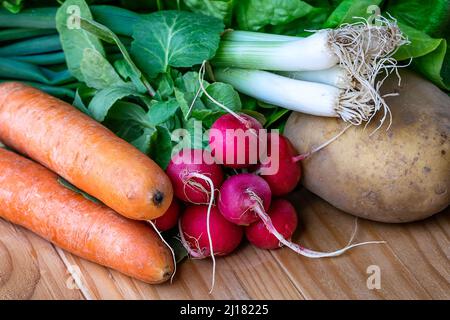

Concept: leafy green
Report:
left=235, top=0, right=314, bottom=31
left=413, top=39, right=449, bottom=90
left=386, top=0, right=450, bottom=38
left=58, top=177, right=100, bottom=204
left=323, top=0, right=382, bottom=28
left=130, top=10, right=224, bottom=77
left=147, top=99, right=180, bottom=125
left=55, top=0, right=105, bottom=82
left=148, top=125, right=173, bottom=169
left=203, top=82, right=242, bottom=111
left=78, top=16, right=154, bottom=94
left=2, top=0, right=23, bottom=14
left=80, top=48, right=129, bottom=89
left=183, top=0, right=235, bottom=25
left=88, top=86, right=144, bottom=121
left=394, top=23, right=444, bottom=61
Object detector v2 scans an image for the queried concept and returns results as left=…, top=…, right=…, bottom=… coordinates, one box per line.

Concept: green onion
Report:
left=0, top=34, right=61, bottom=56
left=0, top=28, right=55, bottom=42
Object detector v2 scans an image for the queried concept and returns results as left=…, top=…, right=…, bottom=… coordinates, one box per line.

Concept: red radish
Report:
left=218, top=173, right=271, bottom=226
left=166, top=149, right=224, bottom=204
left=152, top=198, right=181, bottom=232
left=209, top=113, right=265, bottom=168
left=179, top=205, right=243, bottom=257
left=257, top=133, right=302, bottom=196
left=245, top=199, right=298, bottom=249
left=218, top=174, right=384, bottom=257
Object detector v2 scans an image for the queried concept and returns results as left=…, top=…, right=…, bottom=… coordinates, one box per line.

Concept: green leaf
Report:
left=235, top=0, right=314, bottom=31
left=413, top=39, right=449, bottom=90
left=88, top=86, right=143, bottom=122
left=131, top=128, right=156, bottom=154
left=107, top=101, right=150, bottom=127
left=386, top=0, right=450, bottom=38
left=394, top=22, right=443, bottom=61
left=241, top=109, right=266, bottom=126
left=114, top=59, right=147, bottom=93
left=147, top=99, right=180, bottom=125
left=80, top=48, right=129, bottom=90
left=155, top=73, right=175, bottom=100
left=162, top=228, right=188, bottom=263
left=149, top=125, right=173, bottom=169
left=57, top=177, right=100, bottom=204
left=203, top=82, right=242, bottom=111
left=78, top=16, right=155, bottom=95
left=264, top=108, right=290, bottom=128
left=131, top=10, right=224, bottom=77
left=2, top=0, right=23, bottom=14
left=183, top=0, right=235, bottom=25
left=73, top=88, right=92, bottom=116
left=323, top=0, right=382, bottom=28
left=55, top=0, right=105, bottom=82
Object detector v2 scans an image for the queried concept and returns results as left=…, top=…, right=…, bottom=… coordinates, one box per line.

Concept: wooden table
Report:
left=1, top=189, right=448, bottom=300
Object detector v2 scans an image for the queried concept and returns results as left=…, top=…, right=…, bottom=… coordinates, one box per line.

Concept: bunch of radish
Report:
left=158, top=113, right=382, bottom=291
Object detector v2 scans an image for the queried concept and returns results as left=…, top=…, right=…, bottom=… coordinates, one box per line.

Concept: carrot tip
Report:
left=152, top=191, right=164, bottom=206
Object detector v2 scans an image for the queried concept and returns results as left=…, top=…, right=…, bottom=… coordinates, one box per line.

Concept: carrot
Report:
left=0, top=82, right=173, bottom=220
left=0, top=147, right=174, bottom=284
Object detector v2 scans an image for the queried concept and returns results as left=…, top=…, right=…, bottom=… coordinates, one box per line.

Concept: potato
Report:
left=284, top=71, right=449, bottom=223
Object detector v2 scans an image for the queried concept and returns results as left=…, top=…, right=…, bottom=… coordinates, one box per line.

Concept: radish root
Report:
left=246, top=190, right=385, bottom=258
left=178, top=172, right=217, bottom=293
left=147, top=220, right=177, bottom=284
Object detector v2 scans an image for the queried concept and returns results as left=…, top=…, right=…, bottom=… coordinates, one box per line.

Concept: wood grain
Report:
left=0, top=189, right=448, bottom=300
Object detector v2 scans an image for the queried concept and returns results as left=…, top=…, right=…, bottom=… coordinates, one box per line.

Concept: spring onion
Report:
left=214, top=68, right=374, bottom=125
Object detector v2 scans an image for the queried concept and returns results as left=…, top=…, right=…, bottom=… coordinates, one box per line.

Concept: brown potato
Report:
left=284, top=70, right=449, bottom=223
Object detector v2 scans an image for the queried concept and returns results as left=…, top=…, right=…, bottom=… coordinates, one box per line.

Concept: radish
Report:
left=245, top=199, right=298, bottom=249
left=209, top=113, right=265, bottom=168
left=218, top=173, right=271, bottom=226
left=152, top=198, right=181, bottom=232
left=257, top=133, right=301, bottom=196
left=166, top=148, right=224, bottom=204
left=179, top=204, right=243, bottom=293
left=179, top=205, right=243, bottom=257
left=219, top=173, right=384, bottom=257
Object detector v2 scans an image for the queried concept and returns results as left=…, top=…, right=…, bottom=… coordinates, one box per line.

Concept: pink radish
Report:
left=245, top=199, right=298, bottom=249
left=152, top=198, right=181, bottom=232
left=219, top=173, right=384, bottom=258
left=179, top=204, right=243, bottom=292
left=209, top=113, right=265, bottom=168
left=179, top=205, right=243, bottom=257
left=166, top=149, right=224, bottom=204
left=218, top=173, right=271, bottom=226
left=257, top=133, right=302, bottom=196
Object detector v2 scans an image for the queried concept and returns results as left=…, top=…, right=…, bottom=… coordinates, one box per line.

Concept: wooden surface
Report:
left=0, top=189, right=448, bottom=300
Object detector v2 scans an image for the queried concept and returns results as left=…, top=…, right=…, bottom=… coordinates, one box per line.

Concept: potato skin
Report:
left=284, top=71, right=449, bottom=223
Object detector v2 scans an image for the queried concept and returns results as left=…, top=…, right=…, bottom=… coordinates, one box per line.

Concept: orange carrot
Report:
left=0, top=82, right=173, bottom=220
left=0, top=147, right=174, bottom=284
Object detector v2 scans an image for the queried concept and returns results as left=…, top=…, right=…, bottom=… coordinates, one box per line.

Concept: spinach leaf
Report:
left=131, top=128, right=156, bottom=154
left=203, top=82, right=242, bottom=111
left=386, top=0, right=450, bottom=38
left=323, top=0, right=382, bottom=28
left=78, top=16, right=155, bottom=95
left=413, top=39, right=449, bottom=90
left=394, top=22, right=443, bottom=61
left=88, top=86, right=144, bottom=122
left=80, top=48, right=130, bottom=89
left=149, top=125, right=173, bottom=169
left=155, top=73, right=175, bottom=100
left=107, top=101, right=150, bottom=127
left=2, top=0, right=23, bottom=14
left=235, top=0, right=314, bottom=31
left=147, top=99, right=180, bottom=125
left=183, top=0, right=235, bottom=25
left=55, top=0, right=105, bottom=82
left=130, top=10, right=224, bottom=77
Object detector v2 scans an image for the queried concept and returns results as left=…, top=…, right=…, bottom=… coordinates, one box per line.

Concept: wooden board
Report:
left=0, top=189, right=448, bottom=300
